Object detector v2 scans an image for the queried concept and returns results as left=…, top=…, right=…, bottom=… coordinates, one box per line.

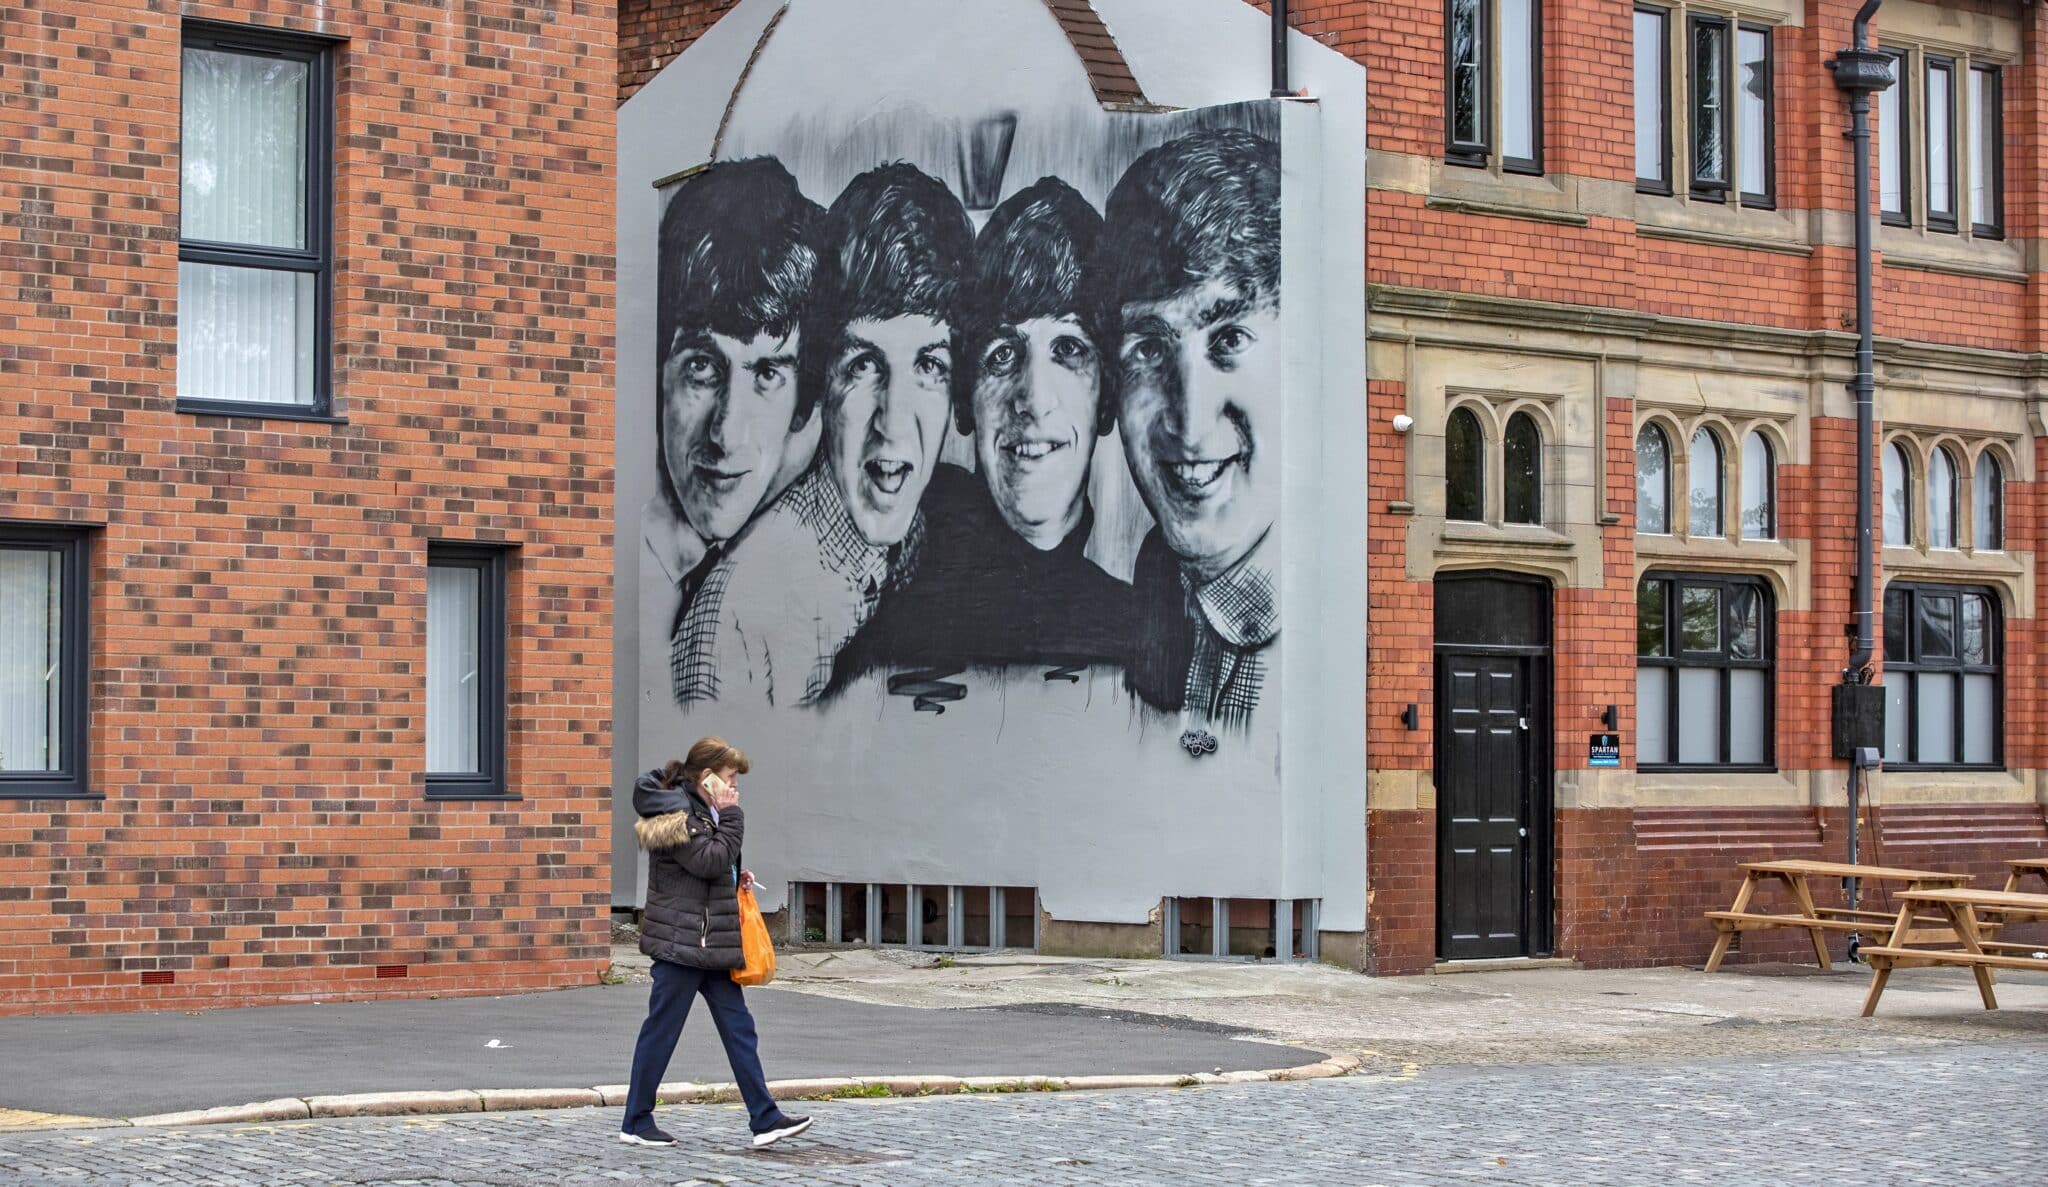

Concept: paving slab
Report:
left=0, top=982, right=1317, bottom=1119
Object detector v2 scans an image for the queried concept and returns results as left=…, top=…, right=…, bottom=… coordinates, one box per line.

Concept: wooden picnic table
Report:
left=1993, top=857, right=2048, bottom=924
left=1859, top=887, right=2048, bottom=1015
left=1704, top=859, right=1970, bottom=973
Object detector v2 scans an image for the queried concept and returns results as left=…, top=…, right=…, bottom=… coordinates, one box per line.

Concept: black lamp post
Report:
left=1828, top=0, right=1892, bottom=958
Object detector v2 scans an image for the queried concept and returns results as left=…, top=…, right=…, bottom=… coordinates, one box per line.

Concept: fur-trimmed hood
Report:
left=634, top=809, right=697, bottom=852
left=633, top=768, right=703, bottom=852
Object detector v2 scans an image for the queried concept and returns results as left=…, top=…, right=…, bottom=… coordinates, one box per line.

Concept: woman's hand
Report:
left=738, top=869, right=759, bottom=892
left=701, top=773, right=740, bottom=812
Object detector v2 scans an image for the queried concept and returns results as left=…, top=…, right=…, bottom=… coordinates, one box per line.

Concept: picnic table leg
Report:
left=1704, top=874, right=1758, bottom=973
left=1946, top=903, right=1999, bottom=1011
left=1860, top=902, right=1914, bottom=1018
left=1783, top=873, right=1833, bottom=970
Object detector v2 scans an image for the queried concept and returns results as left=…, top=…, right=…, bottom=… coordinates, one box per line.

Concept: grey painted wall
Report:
left=614, top=0, right=1367, bottom=935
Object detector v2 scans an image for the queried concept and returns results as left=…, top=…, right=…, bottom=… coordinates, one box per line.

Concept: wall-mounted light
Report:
left=1401, top=703, right=1419, bottom=731
left=1600, top=704, right=1618, bottom=730
left=1391, top=414, right=1414, bottom=435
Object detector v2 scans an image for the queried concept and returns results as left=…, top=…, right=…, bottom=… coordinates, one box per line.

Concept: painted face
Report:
left=971, top=315, right=1101, bottom=549
left=659, top=328, right=802, bottom=544
left=1117, top=279, right=1279, bottom=582
left=823, top=315, right=953, bottom=547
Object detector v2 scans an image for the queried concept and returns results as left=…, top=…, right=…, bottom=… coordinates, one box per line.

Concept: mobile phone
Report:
left=700, top=771, right=730, bottom=798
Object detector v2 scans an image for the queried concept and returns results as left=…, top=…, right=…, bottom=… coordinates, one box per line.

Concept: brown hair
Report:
left=660, top=735, right=752, bottom=789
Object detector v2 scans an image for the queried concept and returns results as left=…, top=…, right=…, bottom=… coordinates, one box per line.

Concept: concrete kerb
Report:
left=113, top=1051, right=1357, bottom=1131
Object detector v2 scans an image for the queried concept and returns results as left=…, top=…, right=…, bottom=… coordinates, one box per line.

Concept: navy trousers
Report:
left=623, top=958, right=780, bottom=1135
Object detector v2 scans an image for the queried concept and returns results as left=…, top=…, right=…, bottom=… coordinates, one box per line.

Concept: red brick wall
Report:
left=619, top=0, right=739, bottom=103
left=0, top=1, right=616, bottom=1013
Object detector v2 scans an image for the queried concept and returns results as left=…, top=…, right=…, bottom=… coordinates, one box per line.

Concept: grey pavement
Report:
left=2, top=1044, right=2043, bottom=1185
left=0, top=982, right=1316, bottom=1119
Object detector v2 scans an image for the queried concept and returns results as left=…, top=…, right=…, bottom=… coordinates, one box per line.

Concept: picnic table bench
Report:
left=1704, top=859, right=1970, bottom=973
left=1859, top=887, right=2048, bottom=1015
left=1999, top=859, right=2048, bottom=923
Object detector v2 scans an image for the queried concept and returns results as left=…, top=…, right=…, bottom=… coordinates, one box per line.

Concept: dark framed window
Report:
left=0, top=525, right=91, bottom=799
left=1735, top=24, right=1773, bottom=207
left=1924, top=55, right=1957, bottom=232
left=1445, top=0, right=1543, bottom=173
left=1687, top=14, right=1733, bottom=199
left=1637, top=572, right=1773, bottom=770
left=1883, top=583, right=2000, bottom=769
left=1968, top=63, right=2002, bottom=238
left=1446, top=406, right=1485, bottom=523
left=1878, top=47, right=1910, bottom=225
left=1504, top=411, right=1542, bottom=525
left=1636, top=424, right=1671, bottom=534
left=178, top=21, right=336, bottom=420
left=1634, top=6, right=1671, bottom=193
left=426, top=544, right=509, bottom=798
left=1973, top=455, right=2003, bottom=551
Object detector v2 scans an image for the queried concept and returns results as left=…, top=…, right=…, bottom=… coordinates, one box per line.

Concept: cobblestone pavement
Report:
left=4, top=1043, right=2042, bottom=1185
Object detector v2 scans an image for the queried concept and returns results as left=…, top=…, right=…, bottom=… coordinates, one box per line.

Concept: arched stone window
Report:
left=1446, top=407, right=1485, bottom=523
left=1973, top=454, right=2003, bottom=551
left=1883, top=441, right=1912, bottom=545
left=1504, top=411, right=1542, bottom=525
left=1929, top=446, right=1959, bottom=549
left=1689, top=428, right=1724, bottom=538
left=1636, top=424, right=1671, bottom=534
left=1740, top=431, right=1774, bottom=540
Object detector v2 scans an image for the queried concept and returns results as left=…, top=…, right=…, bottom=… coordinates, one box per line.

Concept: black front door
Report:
left=1433, top=571, right=1552, bottom=962
left=1436, top=652, right=1532, bottom=960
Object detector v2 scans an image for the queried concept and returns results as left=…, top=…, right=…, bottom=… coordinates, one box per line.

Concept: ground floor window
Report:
left=1883, top=583, right=2000, bottom=768
left=1635, top=571, right=1773, bottom=769
left=0, top=526, right=89, bottom=797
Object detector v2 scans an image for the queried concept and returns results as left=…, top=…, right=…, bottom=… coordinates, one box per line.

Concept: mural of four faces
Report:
left=648, top=128, right=1281, bottom=736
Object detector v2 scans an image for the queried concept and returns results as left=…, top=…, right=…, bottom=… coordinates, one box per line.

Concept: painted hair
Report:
left=661, top=735, right=752, bottom=790
left=1094, top=128, right=1281, bottom=316
left=655, top=159, right=821, bottom=517
left=800, top=163, right=974, bottom=423
left=950, top=177, right=1116, bottom=437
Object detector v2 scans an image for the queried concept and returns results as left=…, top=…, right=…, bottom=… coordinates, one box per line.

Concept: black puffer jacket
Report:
left=633, top=769, right=745, bottom=970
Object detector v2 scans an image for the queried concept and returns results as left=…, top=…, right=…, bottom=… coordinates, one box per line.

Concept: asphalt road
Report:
left=0, top=983, right=1314, bottom=1117
left=3, top=1043, right=2045, bottom=1184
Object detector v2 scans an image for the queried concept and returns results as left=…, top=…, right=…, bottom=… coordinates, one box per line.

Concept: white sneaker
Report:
left=751, top=1115, right=813, bottom=1148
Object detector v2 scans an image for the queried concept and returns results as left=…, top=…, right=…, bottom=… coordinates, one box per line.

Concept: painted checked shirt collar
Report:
left=1180, top=534, right=1277, bottom=730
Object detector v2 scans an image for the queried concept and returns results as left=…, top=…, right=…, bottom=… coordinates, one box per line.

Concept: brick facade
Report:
left=0, top=1, right=616, bottom=1013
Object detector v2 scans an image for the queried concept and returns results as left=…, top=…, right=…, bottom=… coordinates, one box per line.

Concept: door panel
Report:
left=1437, top=653, right=1530, bottom=960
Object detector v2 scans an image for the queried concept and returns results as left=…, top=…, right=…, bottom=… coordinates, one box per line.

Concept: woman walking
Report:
left=620, top=736, right=812, bottom=1149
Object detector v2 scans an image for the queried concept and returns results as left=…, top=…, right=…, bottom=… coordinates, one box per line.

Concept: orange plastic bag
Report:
left=731, top=886, right=777, bottom=987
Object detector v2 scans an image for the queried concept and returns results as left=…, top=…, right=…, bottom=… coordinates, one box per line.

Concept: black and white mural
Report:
left=651, top=116, right=1280, bottom=755
left=616, top=0, right=1366, bottom=935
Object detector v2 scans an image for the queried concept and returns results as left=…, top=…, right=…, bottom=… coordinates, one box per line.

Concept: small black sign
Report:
left=1588, top=733, right=1621, bottom=767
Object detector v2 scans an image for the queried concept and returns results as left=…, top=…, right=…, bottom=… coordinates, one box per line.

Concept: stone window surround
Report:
left=1880, top=428, right=2017, bottom=558
left=1442, top=391, right=1562, bottom=531
left=1634, top=1, right=1782, bottom=209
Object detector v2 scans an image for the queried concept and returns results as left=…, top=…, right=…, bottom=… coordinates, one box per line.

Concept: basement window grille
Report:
left=787, top=883, right=1037, bottom=952
left=1164, top=897, right=1320, bottom=963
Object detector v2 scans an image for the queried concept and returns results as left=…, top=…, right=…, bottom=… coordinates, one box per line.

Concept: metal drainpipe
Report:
left=1271, top=0, right=1290, bottom=98
left=1831, top=0, right=1890, bottom=955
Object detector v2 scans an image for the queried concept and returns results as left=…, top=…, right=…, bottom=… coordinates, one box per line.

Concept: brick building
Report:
left=617, top=0, right=2048, bottom=973
left=1, top=1, right=615, bottom=1013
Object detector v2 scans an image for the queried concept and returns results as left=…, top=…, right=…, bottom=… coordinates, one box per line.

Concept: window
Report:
left=1634, top=7, right=1671, bottom=191
left=1504, top=411, right=1542, bottom=525
left=1925, top=56, right=1956, bottom=231
left=1446, top=0, right=1543, bottom=173
left=1879, top=47, right=1909, bottom=224
left=1688, top=428, right=1723, bottom=537
left=1974, top=455, right=2003, bottom=551
left=1739, top=431, right=1773, bottom=540
left=1883, top=441, right=1911, bottom=545
left=1637, top=573, right=1772, bottom=769
left=0, top=526, right=90, bottom=798
left=1883, top=584, right=1999, bottom=769
left=1639, top=10, right=1774, bottom=203
left=1928, top=446, right=1958, bottom=550
left=1969, top=64, right=2003, bottom=237
left=178, top=23, right=334, bottom=418
left=1636, top=424, right=1671, bottom=534
left=1446, top=406, right=1485, bottom=522
left=426, top=545, right=508, bottom=797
